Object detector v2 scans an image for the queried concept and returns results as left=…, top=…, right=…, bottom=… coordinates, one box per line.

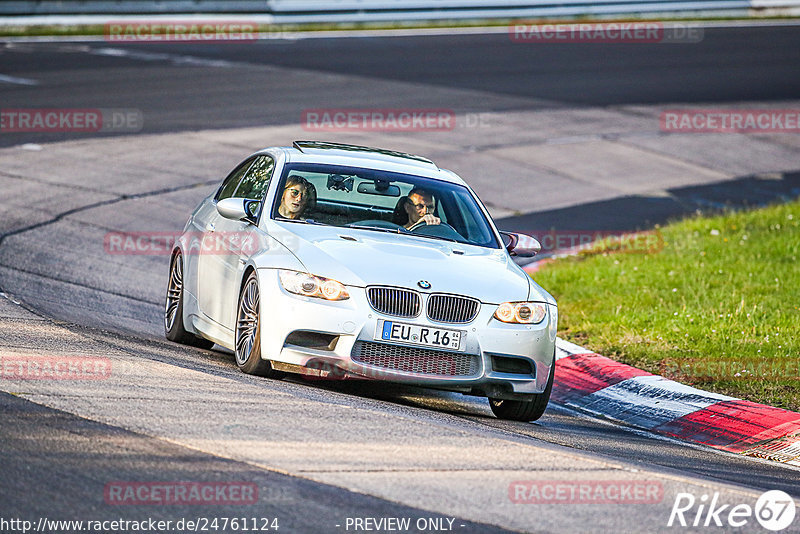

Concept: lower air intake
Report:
left=351, top=341, right=479, bottom=376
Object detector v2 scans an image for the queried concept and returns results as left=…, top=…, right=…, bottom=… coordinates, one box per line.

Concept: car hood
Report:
left=270, top=223, right=547, bottom=304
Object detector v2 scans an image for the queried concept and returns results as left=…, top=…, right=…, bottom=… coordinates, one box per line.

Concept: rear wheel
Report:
left=164, top=251, right=215, bottom=349
left=489, top=355, right=555, bottom=422
left=235, top=271, right=284, bottom=378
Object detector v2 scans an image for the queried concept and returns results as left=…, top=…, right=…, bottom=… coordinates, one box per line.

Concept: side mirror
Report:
left=217, top=198, right=259, bottom=223
left=500, top=231, right=541, bottom=257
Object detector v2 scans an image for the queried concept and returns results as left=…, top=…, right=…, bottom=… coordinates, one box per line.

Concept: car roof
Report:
left=254, top=141, right=466, bottom=185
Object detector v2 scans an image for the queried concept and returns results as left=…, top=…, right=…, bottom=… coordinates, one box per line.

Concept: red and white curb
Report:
left=553, top=338, right=800, bottom=467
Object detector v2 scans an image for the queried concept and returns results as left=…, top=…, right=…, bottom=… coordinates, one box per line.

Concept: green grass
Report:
left=533, top=199, right=800, bottom=412
left=2, top=16, right=799, bottom=38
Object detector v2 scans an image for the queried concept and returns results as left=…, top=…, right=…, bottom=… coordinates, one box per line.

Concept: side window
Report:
left=216, top=158, right=254, bottom=201
left=234, top=156, right=275, bottom=200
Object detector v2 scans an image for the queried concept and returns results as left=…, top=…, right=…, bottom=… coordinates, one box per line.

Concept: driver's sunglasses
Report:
left=286, top=188, right=305, bottom=199
left=413, top=202, right=435, bottom=212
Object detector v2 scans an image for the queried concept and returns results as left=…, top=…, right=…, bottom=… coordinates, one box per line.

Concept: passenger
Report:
left=278, top=175, right=315, bottom=220
left=392, top=187, right=441, bottom=229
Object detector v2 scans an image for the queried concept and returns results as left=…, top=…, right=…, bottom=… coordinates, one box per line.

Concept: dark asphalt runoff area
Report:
left=0, top=25, right=799, bottom=146
left=1, top=23, right=799, bottom=533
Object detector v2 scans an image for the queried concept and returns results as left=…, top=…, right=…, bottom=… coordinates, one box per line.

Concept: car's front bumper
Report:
left=259, top=269, right=557, bottom=398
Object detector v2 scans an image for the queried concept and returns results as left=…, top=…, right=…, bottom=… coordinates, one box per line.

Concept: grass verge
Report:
left=533, top=199, right=800, bottom=412
left=1, top=16, right=799, bottom=38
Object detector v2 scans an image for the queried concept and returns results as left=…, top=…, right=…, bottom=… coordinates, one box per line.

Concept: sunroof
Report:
left=292, top=140, right=435, bottom=166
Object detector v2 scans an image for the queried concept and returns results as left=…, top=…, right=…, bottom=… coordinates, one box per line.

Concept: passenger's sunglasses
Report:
left=285, top=188, right=305, bottom=199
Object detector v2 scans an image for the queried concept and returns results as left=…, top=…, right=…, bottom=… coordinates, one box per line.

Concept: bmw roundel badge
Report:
left=418, top=280, right=431, bottom=289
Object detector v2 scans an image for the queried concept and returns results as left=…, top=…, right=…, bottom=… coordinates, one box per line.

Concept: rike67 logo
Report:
left=668, top=490, right=796, bottom=531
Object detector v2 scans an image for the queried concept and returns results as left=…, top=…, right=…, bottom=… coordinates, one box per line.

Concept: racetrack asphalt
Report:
left=1, top=23, right=799, bottom=144
left=1, top=25, right=799, bottom=533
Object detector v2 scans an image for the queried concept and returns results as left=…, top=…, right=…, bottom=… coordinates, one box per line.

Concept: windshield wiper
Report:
left=346, top=224, right=404, bottom=234
left=348, top=224, right=465, bottom=244
left=406, top=233, right=462, bottom=244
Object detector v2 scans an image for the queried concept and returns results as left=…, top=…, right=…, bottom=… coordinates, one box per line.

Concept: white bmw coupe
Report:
left=165, top=141, right=557, bottom=421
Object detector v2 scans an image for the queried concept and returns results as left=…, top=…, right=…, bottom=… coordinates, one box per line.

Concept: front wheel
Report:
left=235, top=271, right=284, bottom=378
left=489, top=356, right=555, bottom=422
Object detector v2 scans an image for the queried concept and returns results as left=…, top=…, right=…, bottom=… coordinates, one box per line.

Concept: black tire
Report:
left=165, top=251, right=215, bottom=349
left=235, top=271, right=284, bottom=379
left=489, top=354, right=555, bottom=422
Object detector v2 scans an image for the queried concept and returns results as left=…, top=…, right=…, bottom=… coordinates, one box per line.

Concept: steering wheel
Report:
left=407, top=219, right=457, bottom=233
left=406, top=219, right=429, bottom=232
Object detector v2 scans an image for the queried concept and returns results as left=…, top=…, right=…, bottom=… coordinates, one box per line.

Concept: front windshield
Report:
left=271, top=163, right=501, bottom=249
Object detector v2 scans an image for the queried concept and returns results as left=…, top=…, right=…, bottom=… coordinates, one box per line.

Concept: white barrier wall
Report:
left=1, top=0, right=798, bottom=17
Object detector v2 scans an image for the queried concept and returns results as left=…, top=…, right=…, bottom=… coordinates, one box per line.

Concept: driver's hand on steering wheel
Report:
left=419, top=214, right=440, bottom=225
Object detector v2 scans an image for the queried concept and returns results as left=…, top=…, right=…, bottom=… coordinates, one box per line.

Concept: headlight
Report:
left=278, top=270, right=349, bottom=301
left=494, top=302, right=547, bottom=324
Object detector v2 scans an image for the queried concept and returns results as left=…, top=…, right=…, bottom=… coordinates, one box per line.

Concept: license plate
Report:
left=375, top=320, right=464, bottom=351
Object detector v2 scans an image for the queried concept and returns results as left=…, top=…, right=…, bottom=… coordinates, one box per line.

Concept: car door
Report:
left=184, top=157, right=254, bottom=304
left=198, top=155, right=275, bottom=330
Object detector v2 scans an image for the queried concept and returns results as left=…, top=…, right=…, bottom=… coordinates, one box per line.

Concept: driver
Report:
left=400, top=187, right=441, bottom=229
